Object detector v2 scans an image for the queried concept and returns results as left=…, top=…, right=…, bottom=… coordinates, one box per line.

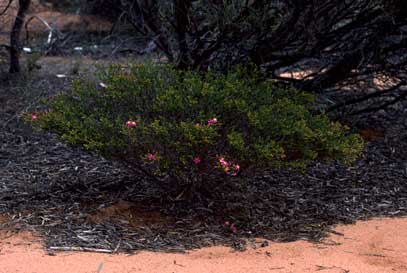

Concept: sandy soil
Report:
left=0, top=218, right=407, bottom=273
left=0, top=1, right=112, bottom=44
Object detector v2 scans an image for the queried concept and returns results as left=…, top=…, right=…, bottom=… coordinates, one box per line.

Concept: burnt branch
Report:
left=9, top=0, right=31, bottom=73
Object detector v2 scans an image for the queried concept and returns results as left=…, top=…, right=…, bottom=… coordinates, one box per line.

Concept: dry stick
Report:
left=24, top=15, right=54, bottom=45
left=49, top=246, right=114, bottom=254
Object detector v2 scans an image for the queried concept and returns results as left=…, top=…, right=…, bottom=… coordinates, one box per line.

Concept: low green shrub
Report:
left=29, top=64, right=363, bottom=190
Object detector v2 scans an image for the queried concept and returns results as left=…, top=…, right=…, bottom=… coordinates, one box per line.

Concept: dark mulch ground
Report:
left=1, top=71, right=407, bottom=253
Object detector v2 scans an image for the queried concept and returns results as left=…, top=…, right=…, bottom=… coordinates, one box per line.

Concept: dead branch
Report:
left=9, top=0, right=31, bottom=73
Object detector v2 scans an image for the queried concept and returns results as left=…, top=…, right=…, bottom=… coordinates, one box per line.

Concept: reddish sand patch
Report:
left=0, top=218, right=407, bottom=272
left=360, top=128, right=385, bottom=142
left=0, top=1, right=112, bottom=44
left=24, top=11, right=113, bottom=33
left=86, top=200, right=171, bottom=229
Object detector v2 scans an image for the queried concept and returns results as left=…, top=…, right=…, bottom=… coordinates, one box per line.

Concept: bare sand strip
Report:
left=1, top=218, right=407, bottom=273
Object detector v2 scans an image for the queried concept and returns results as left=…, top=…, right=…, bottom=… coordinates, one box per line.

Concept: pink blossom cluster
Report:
left=195, top=118, right=218, bottom=128
left=219, top=157, right=240, bottom=176
left=126, top=120, right=137, bottom=128
left=193, top=156, right=201, bottom=165
left=31, top=110, right=52, bottom=121
left=123, top=117, right=241, bottom=175
left=207, top=118, right=217, bottom=126
left=147, top=153, right=156, bottom=161
left=224, top=221, right=237, bottom=233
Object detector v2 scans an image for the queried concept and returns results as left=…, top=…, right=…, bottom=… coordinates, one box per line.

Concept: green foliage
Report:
left=29, top=64, right=363, bottom=186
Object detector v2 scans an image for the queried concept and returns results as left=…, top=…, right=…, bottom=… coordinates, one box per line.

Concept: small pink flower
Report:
left=147, top=153, right=156, bottom=161
left=31, top=113, right=38, bottom=121
left=219, top=157, right=230, bottom=168
left=224, top=221, right=230, bottom=226
left=193, top=156, right=201, bottom=165
left=228, top=164, right=240, bottom=176
left=230, top=225, right=237, bottom=233
left=207, top=118, right=217, bottom=126
left=126, top=120, right=137, bottom=128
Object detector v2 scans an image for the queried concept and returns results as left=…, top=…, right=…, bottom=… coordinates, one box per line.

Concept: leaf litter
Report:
left=1, top=75, right=407, bottom=253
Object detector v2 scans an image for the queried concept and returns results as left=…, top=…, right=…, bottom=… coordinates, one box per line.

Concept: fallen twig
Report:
left=49, top=246, right=114, bottom=254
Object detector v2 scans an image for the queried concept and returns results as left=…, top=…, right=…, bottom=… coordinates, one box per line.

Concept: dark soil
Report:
left=1, top=67, right=407, bottom=253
